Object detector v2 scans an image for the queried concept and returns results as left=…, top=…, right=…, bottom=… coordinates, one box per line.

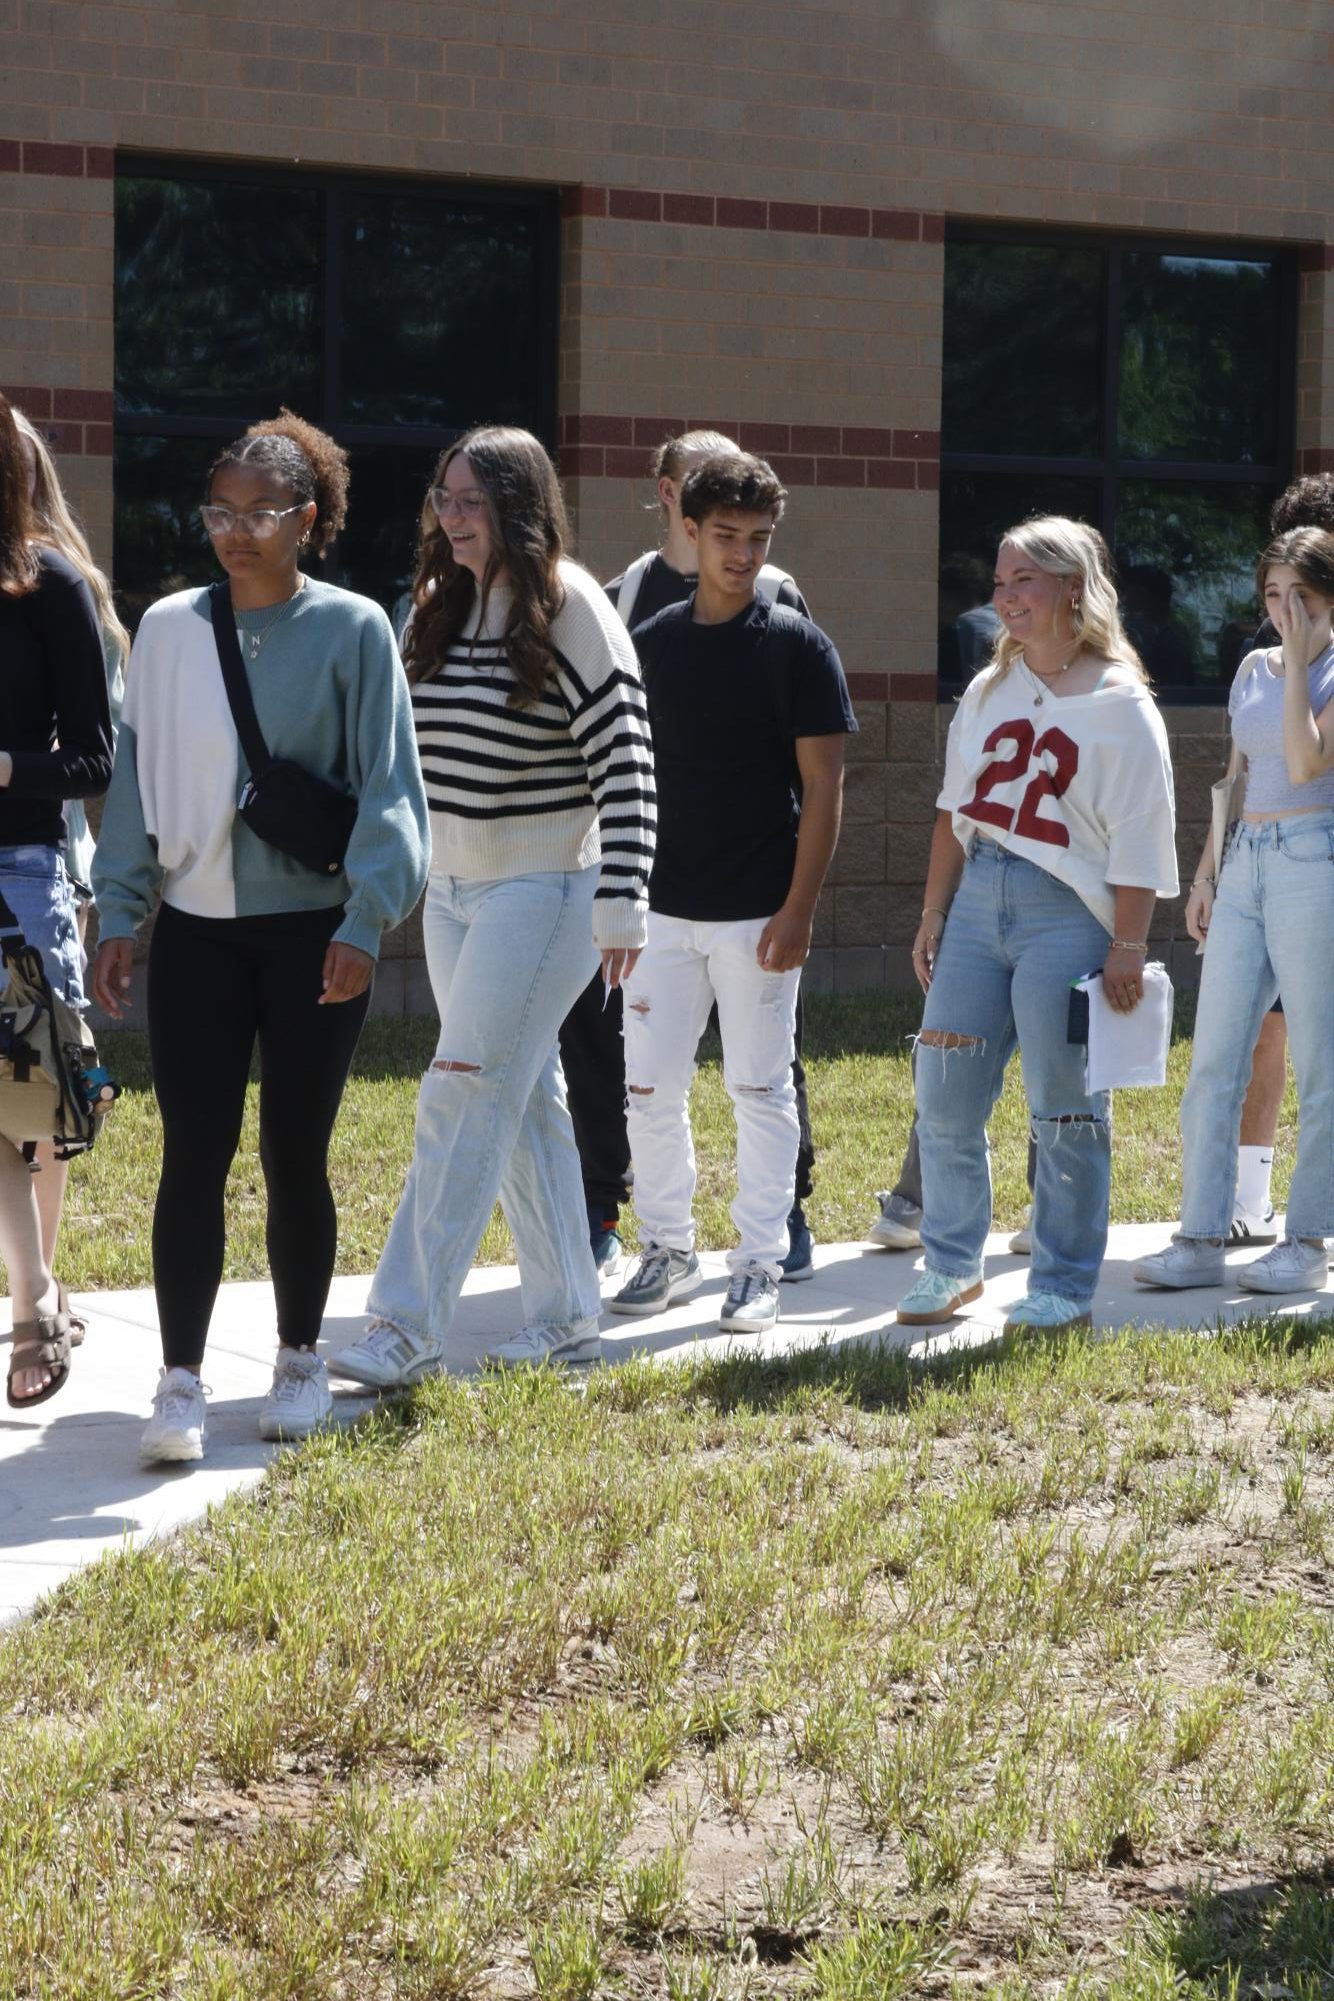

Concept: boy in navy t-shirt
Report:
left=609, top=454, right=856, bottom=1334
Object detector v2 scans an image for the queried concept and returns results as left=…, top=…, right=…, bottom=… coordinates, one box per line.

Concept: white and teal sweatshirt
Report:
left=92, top=579, right=430, bottom=958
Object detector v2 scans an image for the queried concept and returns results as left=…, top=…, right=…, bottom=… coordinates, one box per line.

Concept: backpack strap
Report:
left=614, top=552, right=656, bottom=630
left=208, top=582, right=274, bottom=781
left=756, top=565, right=795, bottom=605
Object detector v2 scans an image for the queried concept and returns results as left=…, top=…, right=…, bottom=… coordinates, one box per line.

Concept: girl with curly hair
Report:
left=332, top=426, right=656, bottom=1387
left=91, top=411, right=429, bottom=1462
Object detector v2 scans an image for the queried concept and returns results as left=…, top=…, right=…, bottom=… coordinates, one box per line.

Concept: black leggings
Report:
left=147, top=902, right=371, bottom=1368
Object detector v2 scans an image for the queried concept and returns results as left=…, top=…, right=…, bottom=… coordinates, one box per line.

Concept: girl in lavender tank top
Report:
left=1136, top=527, right=1334, bottom=1298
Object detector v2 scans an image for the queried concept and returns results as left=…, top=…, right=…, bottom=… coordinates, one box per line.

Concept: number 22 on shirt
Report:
left=959, top=717, right=1079, bottom=849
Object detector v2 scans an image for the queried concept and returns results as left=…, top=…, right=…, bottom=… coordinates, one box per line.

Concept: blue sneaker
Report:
left=896, top=1267, right=983, bottom=1326
left=1002, top=1291, right=1091, bottom=1335
left=609, top=1247, right=702, bottom=1317
left=779, top=1204, right=815, bottom=1282
left=590, top=1220, right=625, bottom=1278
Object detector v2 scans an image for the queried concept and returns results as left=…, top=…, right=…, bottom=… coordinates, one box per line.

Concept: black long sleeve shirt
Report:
left=0, top=545, right=114, bottom=845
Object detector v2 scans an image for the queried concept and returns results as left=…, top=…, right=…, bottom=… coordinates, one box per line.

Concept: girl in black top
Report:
left=0, top=392, right=114, bottom=1406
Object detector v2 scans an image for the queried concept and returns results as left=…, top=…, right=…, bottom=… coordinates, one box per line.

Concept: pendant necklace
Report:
left=240, top=579, right=305, bottom=660
left=1025, top=656, right=1072, bottom=707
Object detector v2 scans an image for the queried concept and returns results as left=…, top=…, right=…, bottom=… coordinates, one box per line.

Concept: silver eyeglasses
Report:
left=199, top=503, right=308, bottom=540
left=429, top=487, right=489, bottom=520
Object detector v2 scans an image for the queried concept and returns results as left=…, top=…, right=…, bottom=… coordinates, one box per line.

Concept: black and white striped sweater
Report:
left=410, top=561, right=656, bottom=950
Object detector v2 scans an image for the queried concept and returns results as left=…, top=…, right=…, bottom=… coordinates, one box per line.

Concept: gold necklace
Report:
left=1024, top=657, right=1072, bottom=708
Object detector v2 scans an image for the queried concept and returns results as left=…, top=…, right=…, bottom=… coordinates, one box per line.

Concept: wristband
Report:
left=1191, top=877, right=1215, bottom=889
left=1110, top=940, right=1148, bottom=953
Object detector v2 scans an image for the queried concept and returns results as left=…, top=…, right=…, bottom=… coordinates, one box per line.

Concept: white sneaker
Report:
left=1229, top=1203, right=1278, bottom=1245
left=1008, top=1205, right=1033, bottom=1256
left=327, top=1321, right=447, bottom=1389
left=483, top=1318, right=602, bottom=1368
left=141, top=1367, right=208, bottom=1465
left=1237, top=1237, right=1328, bottom=1294
left=1132, top=1238, right=1225, bottom=1289
left=867, top=1191, right=922, bottom=1249
left=259, top=1348, right=332, bottom=1441
left=896, top=1267, right=984, bottom=1326
left=718, top=1266, right=780, bottom=1334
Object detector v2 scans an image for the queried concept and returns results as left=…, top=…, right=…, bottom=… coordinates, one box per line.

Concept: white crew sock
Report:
left=1235, top=1145, right=1274, bottom=1217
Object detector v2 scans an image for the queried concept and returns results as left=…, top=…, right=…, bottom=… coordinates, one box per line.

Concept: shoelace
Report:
left=632, top=1252, right=671, bottom=1291
left=156, top=1384, right=206, bottom=1419
left=357, top=1325, right=405, bottom=1356
left=271, top=1367, right=314, bottom=1402
left=729, top=1271, right=764, bottom=1305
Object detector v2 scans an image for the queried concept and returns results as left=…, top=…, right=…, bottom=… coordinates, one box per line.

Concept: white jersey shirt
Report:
left=937, top=660, right=1179, bottom=933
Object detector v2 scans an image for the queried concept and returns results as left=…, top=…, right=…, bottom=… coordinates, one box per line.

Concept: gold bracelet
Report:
left=1110, top=940, right=1148, bottom=953
left=921, top=905, right=949, bottom=921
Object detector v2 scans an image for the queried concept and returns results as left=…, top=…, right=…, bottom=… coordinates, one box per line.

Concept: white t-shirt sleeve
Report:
left=1104, top=702, right=1179, bottom=896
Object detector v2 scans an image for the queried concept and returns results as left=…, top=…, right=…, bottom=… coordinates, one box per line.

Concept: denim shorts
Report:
left=0, top=844, right=85, bottom=1008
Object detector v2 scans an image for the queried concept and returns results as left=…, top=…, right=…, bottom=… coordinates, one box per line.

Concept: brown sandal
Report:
left=7, top=1313, right=73, bottom=1408
left=55, top=1279, right=84, bottom=1348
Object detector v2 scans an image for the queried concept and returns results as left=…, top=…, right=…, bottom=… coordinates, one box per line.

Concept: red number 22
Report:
left=959, top=718, right=1079, bottom=849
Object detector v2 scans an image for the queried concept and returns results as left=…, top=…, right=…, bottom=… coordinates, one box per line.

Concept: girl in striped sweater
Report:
left=334, top=427, right=656, bottom=1384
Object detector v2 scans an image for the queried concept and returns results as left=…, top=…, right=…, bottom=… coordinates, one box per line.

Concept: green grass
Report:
left=1, top=1327, right=1331, bottom=1995
left=51, top=989, right=1292, bottom=1295
left=8, top=991, right=1331, bottom=1994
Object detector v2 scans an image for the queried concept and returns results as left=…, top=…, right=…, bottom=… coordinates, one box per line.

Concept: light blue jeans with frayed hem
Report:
left=368, top=868, right=602, bottom=1346
left=1180, top=811, right=1334, bottom=1242
left=915, top=838, right=1111, bottom=1305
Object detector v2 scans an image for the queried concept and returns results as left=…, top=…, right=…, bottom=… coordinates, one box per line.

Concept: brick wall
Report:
left=3, top=0, right=1333, bottom=994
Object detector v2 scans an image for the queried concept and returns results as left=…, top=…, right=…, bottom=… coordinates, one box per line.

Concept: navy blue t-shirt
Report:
left=632, top=594, right=856, bottom=922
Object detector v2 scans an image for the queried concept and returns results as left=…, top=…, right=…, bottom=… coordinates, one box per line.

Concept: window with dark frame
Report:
left=113, top=160, right=559, bottom=629
left=938, top=227, right=1296, bottom=704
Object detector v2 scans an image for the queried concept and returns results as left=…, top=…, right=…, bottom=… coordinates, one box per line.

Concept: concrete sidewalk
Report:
left=2, top=1222, right=1330, bottom=1625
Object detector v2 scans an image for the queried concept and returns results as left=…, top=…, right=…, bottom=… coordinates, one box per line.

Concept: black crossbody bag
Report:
left=209, top=582, right=358, bottom=878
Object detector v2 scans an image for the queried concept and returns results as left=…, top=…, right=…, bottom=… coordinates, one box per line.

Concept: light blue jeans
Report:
left=368, top=869, right=602, bottom=1343
left=1180, top=811, right=1334, bottom=1241
left=915, top=839, right=1112, bottom=1304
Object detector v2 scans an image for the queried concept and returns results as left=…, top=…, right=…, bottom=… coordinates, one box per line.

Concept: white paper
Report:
left=1075, top=963, right=1173, bottom=1093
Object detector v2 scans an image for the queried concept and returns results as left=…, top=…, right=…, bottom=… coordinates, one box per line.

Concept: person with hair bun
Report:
left=1136, top=526, right=1334, bottom=1297
left=332, top=425, right=655, bottom=1385
left=898, top=516, right=1177, bottom=1337
left=0, top=391, right=113, bottom=1408
left=91, top=409, right=429, bottom=1463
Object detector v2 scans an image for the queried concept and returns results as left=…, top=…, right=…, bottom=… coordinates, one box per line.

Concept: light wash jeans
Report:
left=368, top=869, right=602, bottom=1343
left=623, top=911, right=801, bottom=1280
left=916, top=838, right=1112, bottom=1304
left=1180, top=811, right=1334, bottom=1241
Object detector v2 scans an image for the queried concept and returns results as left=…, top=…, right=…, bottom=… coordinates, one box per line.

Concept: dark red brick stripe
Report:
left=0, top=142, right=113, bottom=179
left=559, top=414, right=940, bottom=490
left=847, top=672, right=936, bottom=702
left=562, top=183, right=943, bottom=244
left=1, top=385, right=114, bottom=455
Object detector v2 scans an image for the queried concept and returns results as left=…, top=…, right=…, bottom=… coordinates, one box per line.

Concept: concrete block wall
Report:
left=3, top=0, right=1333, bottom=996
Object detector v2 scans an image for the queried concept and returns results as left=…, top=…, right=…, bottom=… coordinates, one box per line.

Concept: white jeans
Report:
left=623, top=912, right=801, bottom=1280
